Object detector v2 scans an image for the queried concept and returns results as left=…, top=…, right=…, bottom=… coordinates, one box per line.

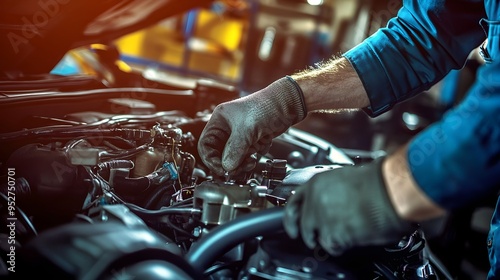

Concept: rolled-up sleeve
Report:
left=343, top=0, right=486, bottom=116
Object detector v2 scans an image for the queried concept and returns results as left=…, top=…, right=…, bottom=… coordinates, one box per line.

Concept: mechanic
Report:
left=197, top=0, right=500, bottom=277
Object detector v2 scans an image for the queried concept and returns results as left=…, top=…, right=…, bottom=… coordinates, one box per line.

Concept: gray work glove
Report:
left=283, top=158, right=417, bottom=256
left=198, top=76, right=307, bottom=176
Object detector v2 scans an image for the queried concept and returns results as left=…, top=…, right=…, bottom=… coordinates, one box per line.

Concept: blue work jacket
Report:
left=344, top=0, right=499, bottom=277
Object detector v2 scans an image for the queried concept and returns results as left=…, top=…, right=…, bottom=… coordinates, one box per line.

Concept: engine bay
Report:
left=0, top=79, right=452, bottom=279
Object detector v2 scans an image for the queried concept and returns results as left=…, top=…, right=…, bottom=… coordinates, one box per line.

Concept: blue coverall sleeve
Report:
left=343, top=0, right=486, bottom=116
left=409, top=20, right=500, bottom=209
left=409, top=68, right=500, bottom=209
left=343, top=0, right=500, bottom=210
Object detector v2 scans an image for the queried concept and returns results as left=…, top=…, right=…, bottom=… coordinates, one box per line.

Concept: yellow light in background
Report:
left=115, top=60, right=132, bottom=73
left=307, top=0, right=323, bottom=5
left=114, top=8, right=248, bottom=80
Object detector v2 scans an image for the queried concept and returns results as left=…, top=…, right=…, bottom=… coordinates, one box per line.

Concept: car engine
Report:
left=0, top=79, right=449, bottom=280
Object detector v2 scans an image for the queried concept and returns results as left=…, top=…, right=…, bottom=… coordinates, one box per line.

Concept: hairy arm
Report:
left=384, top=145, right=446, bottom=221
left=291, top=57, right=370, bottom=111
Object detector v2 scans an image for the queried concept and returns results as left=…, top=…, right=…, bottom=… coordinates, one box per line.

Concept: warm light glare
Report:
left=307, top=0, right=323, bottom=5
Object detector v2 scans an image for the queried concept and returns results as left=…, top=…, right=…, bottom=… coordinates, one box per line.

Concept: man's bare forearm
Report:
left=383, top=145, right=446, bottom=222
left=291, top=57, right=370, bottom=112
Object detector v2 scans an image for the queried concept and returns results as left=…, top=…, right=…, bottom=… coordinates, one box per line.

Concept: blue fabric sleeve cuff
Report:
left=343, top=1, right=485, bottom=117
left=344, top=43, right=396, bottom=117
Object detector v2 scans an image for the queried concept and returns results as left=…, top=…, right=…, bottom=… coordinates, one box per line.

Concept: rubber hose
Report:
left=98, top=160, right=134, bottom=171
left=186, top=207, right=284, bottom=275
left=127, top=204, right=201, bottom=217
left=98, top=160, right=134, bottom=179
left=113, top=176, right=150, bottom=194
left=143, top=187, right=169, bottom=209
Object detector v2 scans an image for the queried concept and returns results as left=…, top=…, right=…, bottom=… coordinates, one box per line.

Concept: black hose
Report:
left=186, top=207, right=284, bottom=275
left=126, top=203, right=201, bottom=217
left=0, top=125, right=151, bottom=142
left=203, top=260, right=245, bottom=278
left=113, top=176, right=150, bottom=194
left=99, top=142, right=150, bottom=160
left=112, top=167, right=175, bottom=195
left=98, top=160, right=135, bottom=171
left=143, top=187, right=169, bottom=209
left=163, top=216, right=197, bottom=239
left=97, top=160, right=134, bottom=180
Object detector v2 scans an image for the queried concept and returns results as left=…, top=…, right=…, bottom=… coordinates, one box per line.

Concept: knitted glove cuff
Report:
left=268, top=76, right=308, bottom=123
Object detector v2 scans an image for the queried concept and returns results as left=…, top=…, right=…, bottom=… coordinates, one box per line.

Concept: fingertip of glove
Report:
left=325, top=246, right=344, bottom=257
left=221, top=154, right=242, bottom=175
left=202, top=160, right=225, bottom=177
left=302, top=234, right=317, bottom=250
left=283, top=211, right=298, bottom=239
left=318, top=238, right=344, bottom=257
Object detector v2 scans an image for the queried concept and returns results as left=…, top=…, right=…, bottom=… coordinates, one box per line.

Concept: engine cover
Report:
left=17, top=221, right=197, bottom=279
left=6, top=143, right=90, bottom=224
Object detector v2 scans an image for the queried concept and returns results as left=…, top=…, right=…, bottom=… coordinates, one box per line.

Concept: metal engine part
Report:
left=193, top=181, right=269, bottom=226
left=243, top=232, right=360, bottom=280
left=133, top=124, right=195, bottom=184
left=242, top=229, right=439, bottom=280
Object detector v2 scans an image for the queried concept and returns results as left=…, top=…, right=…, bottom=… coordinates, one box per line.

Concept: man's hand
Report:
left=197, top=77, right=307, bottom=176
left=283, top=158, right=417, bottom=256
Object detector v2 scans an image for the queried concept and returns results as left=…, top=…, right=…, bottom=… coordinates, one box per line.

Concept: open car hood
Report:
left=0, top=0, right=212, bottom=76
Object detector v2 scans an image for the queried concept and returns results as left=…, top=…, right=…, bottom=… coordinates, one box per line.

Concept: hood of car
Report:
left=0, top=0, right=212, bottom=76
